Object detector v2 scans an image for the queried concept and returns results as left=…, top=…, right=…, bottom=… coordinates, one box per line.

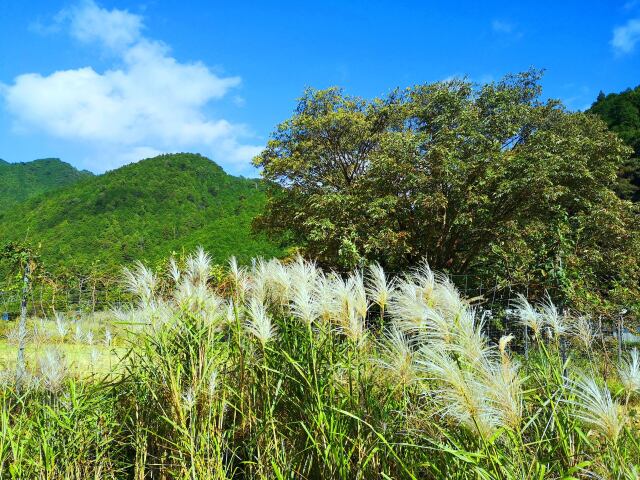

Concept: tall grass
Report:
left=0, top=249, right=639, bottom=478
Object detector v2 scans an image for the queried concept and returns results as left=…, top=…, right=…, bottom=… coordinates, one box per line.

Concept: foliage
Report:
left=0, top=242, right=38, bottom=276
left=1, top=253, right=639, bottom=478
left=589, top=86, right=640, bottom=202
left=254, top=71, right=640, bottom=313
left=0, top=242, right=40, bottom=313
left=0, top=158, right=92, bottom=212
left=0, top=153, right=283, bottom=276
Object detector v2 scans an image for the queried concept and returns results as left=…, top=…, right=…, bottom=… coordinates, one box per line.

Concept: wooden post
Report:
left=559, top=306, right=567, bottom=380
left=617, top=311, right=626, bottom=366
left=16, top=262, right=30, bottom=385
left=91, top=276, right=97, bottom=314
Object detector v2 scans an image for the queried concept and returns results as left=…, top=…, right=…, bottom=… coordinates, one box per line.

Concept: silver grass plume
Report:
left=186, top=246, right=211, bottom=287
left=618, top=348, right=640, bottom=398
left=350, top=270, right=369, bottom=320
left=290, top=281, right=317, bottom=326
left=169, top=257, right=181, bottom=284
left=182, top=387, right=197, bottom=412
left=420, top=307, right=454, bottom=345
left=329, top=275, right=357, bottom=325
left=540, top=293, right=566, bottom=338
left=388, top=279, right=432, bottom=332
left=229, top=256, right=250, bottom=300
left=432, top=274, right=466, bottom=316
left=90, top=348, right=100, bottom=367
left=123, top=261, right=158, bottom=307
left=245, top=298, right=277, bottom=347
left=480, top=358, right=523, bottom=430
left=448, top=308, right=491, bottom=365
left=287, top=256, right=320, bottom=325
left=342, top=306, right=366, bottom=345
left=249, top=258, right=270, bottom=305
left=418, top=348, right=501, bottom=439
left=498, top=334, right=514, bottom=361
left=376, top=326, right=418, bottom=385
left=224, top=300, right=237, bottom=327
left=314, top=272, right=335, bottom=324
left=55, top=313, right=68, bottom=339
left=512, top=294, right=545, bottom=337
left=366, top=262, right=395, bottom=312
left=74, top=324, right=84, bottom=344
left=265, top=259, right=291, bottom=306
left=570, top=374, right=625, bottom=443
left=287, top=255, right=319, bottom=298
left=412, top=259, right=437, bottom=304
left=569, top=315, right=596, bottom=351
left=38, top=347, right=67, bottom=391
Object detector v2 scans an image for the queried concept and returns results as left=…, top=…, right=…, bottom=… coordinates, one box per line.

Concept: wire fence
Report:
left=1, top=271, right=638, bottom=361
left=0, top=278, right=130, bottom=319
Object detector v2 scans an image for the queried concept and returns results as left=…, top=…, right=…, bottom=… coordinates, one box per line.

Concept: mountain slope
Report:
left=0, top=153, right=283, bottom=271
left=589, top=86, right=640, bottom=201
left=0, top=158, right=93, bottom=211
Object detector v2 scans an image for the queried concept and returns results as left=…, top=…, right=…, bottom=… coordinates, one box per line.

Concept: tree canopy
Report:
left=254, top=71, right=640, bottom=311
left=588, top=85, right=640, bottom=202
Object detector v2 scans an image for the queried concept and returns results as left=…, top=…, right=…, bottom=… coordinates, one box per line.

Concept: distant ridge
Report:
left=0, top=153, right=282, bottom=272
left=0, top=158, right=93, bottom=211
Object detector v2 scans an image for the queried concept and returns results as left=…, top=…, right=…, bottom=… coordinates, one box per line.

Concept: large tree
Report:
left=254, top=71, right=640, bottom=310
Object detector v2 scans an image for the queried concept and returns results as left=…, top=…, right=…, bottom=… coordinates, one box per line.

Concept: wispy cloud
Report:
left=624, top=1, right=640, bottom=11
left=491, top=20, right=515, bottom=34
left=611, top=18, right=640, bottom=55
left=1, top=0, right=261, bottom=173
left=491, top=20, right=523, bottom=40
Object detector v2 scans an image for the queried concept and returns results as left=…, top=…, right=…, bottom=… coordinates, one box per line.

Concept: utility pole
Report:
left=16, top=260, right=30, bottom=385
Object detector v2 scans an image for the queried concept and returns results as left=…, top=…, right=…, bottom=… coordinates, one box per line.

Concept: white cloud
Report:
left=68, top=0, right=143, bottom=51
left=2, top=1, right=261, bottom=173
left=611, top=18, right=640, bottom=54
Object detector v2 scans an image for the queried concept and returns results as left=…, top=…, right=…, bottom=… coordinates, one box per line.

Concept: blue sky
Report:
left=1, top=0, right=639, bottom=176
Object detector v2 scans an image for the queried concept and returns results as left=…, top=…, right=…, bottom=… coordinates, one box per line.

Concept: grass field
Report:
left=1, top=251, right=639, bottom=479
left=0, top=313, right=126, bottom=379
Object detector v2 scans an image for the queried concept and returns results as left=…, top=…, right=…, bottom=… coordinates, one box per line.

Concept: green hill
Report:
left=0, top=158, right=93, bottom=211
left=589, top=86, right=640, bottom=201
left=0, top=153, right=283, bottom=273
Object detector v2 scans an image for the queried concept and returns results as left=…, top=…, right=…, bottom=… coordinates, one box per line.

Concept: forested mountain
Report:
left=0, top=158, right=93, bottom=211
left=0, top=153, right=282, bottom=273
left=589, top=85, right=640, bottom=201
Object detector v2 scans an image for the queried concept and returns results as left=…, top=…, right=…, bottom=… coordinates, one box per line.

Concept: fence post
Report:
left=16, top=261, right=30, bottom=385
left=617, top=310, right=626, bottom=365
left=560, top=307, right=568, bottom=379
